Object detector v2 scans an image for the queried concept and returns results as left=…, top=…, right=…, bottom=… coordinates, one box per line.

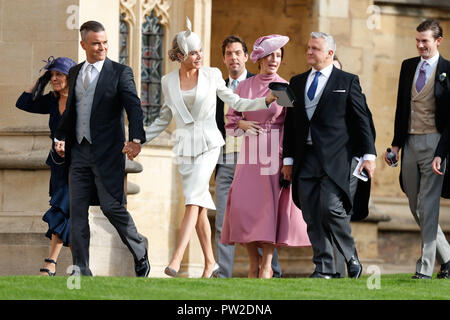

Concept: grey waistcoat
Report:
left=75, top=69, right=100, bottom=144
left=304, top=82, right=326, bottom=144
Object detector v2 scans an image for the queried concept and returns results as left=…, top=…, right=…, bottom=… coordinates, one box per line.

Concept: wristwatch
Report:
left=132, top=139, right=141, bottom=144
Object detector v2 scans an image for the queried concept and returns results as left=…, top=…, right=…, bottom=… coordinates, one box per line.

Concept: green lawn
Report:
left=0, top=274, right=448, bottom=300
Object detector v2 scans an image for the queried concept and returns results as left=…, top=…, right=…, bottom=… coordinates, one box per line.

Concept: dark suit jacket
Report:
left=349, top=93, right=376, bottom=221
left=55, top=57, right=146, bottom=204
left=283, top=66, right=376, bottom=213
left=216, top=71, right=255, bottom=139
left=392, top=55, right=450, bottom=198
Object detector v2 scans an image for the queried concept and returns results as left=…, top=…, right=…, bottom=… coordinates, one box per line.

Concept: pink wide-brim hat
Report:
left=250, top=34, right=289, bottom=63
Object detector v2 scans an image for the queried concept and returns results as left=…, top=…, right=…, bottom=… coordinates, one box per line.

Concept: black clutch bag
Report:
left=279, top=174, right=291, bottom=189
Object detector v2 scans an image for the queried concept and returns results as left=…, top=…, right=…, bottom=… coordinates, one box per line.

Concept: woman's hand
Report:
left=238, top=120, right=262, bottom=136
left=26, top=69, right=49, bottom=93
left=265, top=92, right=278, bottom=106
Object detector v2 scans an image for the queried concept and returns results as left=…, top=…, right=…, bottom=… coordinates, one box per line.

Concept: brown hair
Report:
left=417, top=19, right=443, bottom=40
left=168, top=36, right=184, bottom=62
left=221, top=35, right=249, bottom=57
left=333, top=55, right=343, bottom=69
left=80, top=21, right=105, bottom=40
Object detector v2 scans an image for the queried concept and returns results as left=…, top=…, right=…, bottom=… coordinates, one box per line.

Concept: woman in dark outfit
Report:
left=16, top=57, right=76, bottom=276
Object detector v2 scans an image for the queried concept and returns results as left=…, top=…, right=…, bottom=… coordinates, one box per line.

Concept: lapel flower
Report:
left=439, top=72, right=447, bottom=83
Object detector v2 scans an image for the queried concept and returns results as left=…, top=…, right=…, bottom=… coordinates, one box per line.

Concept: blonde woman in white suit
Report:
left=129, top=19, right=278, bottom=278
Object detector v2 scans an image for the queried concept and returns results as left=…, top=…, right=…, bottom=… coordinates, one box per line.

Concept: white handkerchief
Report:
left=353, top=157, right=368, bottom=182
left=333, top=89, right=346, bottom=93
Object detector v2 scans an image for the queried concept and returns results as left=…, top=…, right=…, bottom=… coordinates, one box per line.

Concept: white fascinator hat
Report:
left=176, top=17, right=203, bottom=61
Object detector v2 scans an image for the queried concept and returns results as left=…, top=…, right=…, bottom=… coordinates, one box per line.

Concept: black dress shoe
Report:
left=437, top=260, right=450, bottom=279
left=135, top=251, right=150, bottom=277
left=347, top=253, right=363, bottom=278
left=309, top=271, right=335, bottom=279
left=411, top=272, right=432, bottom=279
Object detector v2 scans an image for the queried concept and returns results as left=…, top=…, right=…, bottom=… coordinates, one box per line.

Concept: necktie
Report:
left=307, top=71, right=321, bottom=101
left=84, top=64, right=93, bottom=90
left=415, top=61, right=428, bottom=93
left=231, top=79, right=239, bottom=92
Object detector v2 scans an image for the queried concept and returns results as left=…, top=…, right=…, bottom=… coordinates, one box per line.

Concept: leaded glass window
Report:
left=141, top=11, right=164, bottom=126
left=119, top=13, right=129, bottom=65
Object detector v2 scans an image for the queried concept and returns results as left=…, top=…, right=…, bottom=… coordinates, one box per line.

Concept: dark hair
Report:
left=221, top=35, right=248, bottom=57
left=333, top=55, right=343, bottom=69
left=417, top=19, right=443, bottom=40
left=80, top=21, right=105, bottom=40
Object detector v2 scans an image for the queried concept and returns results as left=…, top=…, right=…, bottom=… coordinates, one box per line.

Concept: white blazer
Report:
left=145, top=67, right=268, bottom=157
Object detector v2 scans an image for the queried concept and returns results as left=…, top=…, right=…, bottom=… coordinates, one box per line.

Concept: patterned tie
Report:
left=415, top=61, right=428, bottom=93
left=307, top=71, right=321, bottom=101
left=84, top=64, right=93, bottom=90
left=231, top=79, right=239, bottom=92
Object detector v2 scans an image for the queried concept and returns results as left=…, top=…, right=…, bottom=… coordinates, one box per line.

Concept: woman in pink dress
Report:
left=221, top=35, right=310, bottom=278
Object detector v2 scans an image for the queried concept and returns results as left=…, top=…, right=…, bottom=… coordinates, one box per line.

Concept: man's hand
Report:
left=360, top=160, right=376, bottom=179
left=55, top=140, right=65, bottom=158
left=281, top=165, right=293, bottom=181
left=238, top=120, right=263, bottom=136
left=122, top=141, right=141, bottom=161
left=432, top=156, right=444, bottom=176
left=384, top=146, right=399, bottom=166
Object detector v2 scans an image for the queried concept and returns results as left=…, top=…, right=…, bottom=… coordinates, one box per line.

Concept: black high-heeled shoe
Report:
left=40, top=258, right=57, bottom=276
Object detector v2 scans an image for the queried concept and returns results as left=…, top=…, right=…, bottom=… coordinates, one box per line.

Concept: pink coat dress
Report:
left=220, top=73, right=310, bottom=247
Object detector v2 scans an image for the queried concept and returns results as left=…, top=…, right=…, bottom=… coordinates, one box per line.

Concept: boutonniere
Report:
left=439, top=72, right=447, bottom=83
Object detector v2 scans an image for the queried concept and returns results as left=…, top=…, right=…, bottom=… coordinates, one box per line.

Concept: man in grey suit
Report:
left=385, top=19, right=450, bottom=279
left=55, top=21, right=149, bottom=277
left=215, top=35, right=282, bottom=278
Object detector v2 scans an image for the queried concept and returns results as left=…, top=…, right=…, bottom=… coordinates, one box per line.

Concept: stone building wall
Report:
left=211, top=0, right=316, bottom=83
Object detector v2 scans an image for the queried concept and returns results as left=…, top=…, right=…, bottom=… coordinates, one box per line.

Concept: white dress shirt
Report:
left=283, top=63, right=375, bottom=165
left=305, top=63, right=334, bottom=100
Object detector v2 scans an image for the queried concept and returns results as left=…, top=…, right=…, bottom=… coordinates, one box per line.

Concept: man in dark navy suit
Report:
left=282, top=32, right=376, bottom=279
left=55, top=21, right=149, bottom=277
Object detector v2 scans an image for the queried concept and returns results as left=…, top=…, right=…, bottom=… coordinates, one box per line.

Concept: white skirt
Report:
left=177, top=147, right=221, bottom=210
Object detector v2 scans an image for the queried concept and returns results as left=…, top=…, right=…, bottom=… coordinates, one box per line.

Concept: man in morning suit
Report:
left=281, top=32, right=376, bottom=279
left=54, top=21, right=150, bottom=277
left=215, top=35, right=282, bottom=277
left=385, top=19, right=450, bottom=279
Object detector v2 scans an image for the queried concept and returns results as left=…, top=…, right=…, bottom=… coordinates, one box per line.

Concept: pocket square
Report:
left=333, top=89, right=346, bottom=93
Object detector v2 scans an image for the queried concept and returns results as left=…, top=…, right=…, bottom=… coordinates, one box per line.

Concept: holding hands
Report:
left=122, top=141, right=142, bottom=160
left=55, top=140, right=65, bottom=158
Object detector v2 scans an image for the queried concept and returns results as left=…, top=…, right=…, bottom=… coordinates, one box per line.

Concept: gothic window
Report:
left=141, top=11, right=164, bottom=126
left=119, top=13, right=129, bottom=66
